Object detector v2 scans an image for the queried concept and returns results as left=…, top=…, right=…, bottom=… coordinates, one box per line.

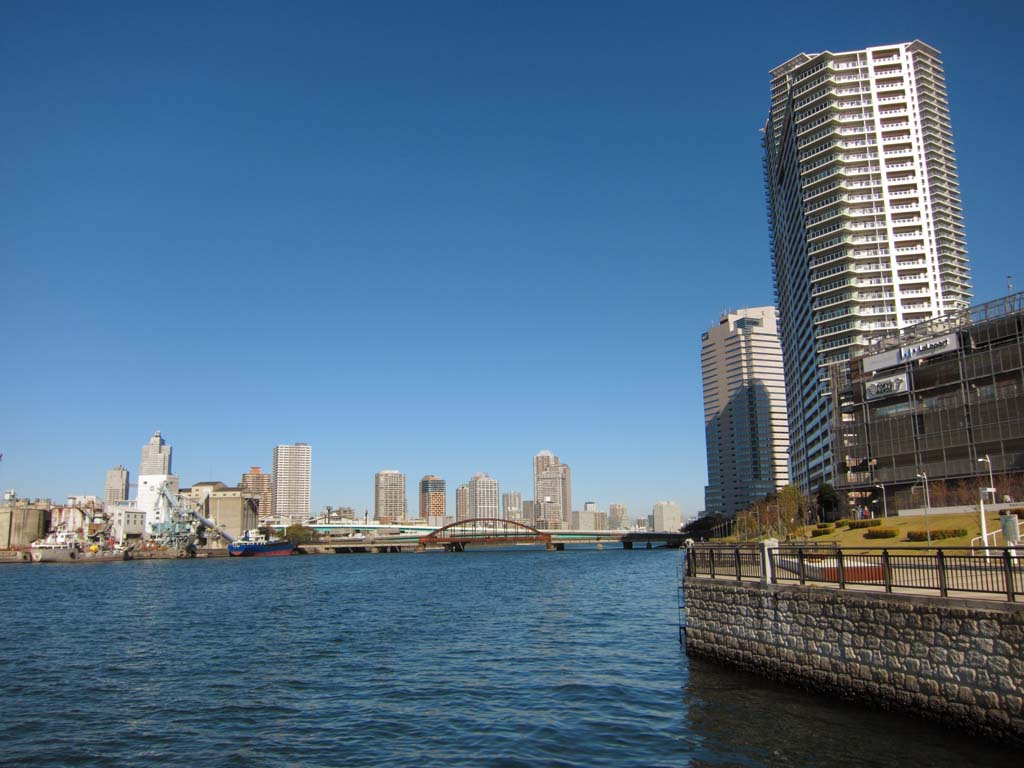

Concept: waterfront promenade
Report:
left=683, top=542, right=1024, bottom=743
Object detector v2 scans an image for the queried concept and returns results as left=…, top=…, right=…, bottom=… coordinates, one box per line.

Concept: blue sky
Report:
left=2, top=1, right=1021, bottom=519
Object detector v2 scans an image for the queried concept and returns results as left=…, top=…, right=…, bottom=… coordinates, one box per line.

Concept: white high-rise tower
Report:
left=764, top=40, right=970, bottom=493
left=273, top=443, right=311, bottom=523
left=467, top=473, right=499, bottom=518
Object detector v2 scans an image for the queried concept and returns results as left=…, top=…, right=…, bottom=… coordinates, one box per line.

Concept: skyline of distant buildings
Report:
left=75, top=432, right=670, bottom=530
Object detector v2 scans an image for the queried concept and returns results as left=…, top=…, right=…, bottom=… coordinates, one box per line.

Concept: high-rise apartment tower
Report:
left=374, top=470, right=406, bottom=523
left=502, top=491, right=522, bottom=521
left=533, top=450, right=572, bottom=527
left=419, top=475, right=446, bottom=523
left=764, top=41, right=970, bottom=492
left=467, top=473, right=499, bottom=518
left=455, top=483, right=470, bottom=521
left=273, top=443, right=311, bottom=523
left=702, top=307, right=790, bottom=516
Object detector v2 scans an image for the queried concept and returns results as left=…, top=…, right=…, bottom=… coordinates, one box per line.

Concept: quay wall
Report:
left=684, top=578, right=1024, bottom=742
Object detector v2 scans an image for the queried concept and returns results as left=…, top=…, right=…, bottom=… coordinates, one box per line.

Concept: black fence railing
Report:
left=685, top=544, right=1023, bottom=602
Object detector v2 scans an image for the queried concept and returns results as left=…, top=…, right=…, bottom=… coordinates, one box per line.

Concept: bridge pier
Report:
left=622, top=541, right=633, bottom=550
left=596, top=542, right=603, bottom=551
left=546, top=542, right=565, bottom=552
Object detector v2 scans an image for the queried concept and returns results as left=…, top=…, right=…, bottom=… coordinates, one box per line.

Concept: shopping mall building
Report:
left=832, top=292, right=1024, bottom=511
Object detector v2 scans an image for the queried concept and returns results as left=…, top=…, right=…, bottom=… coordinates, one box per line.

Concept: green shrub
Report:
left=833, top=519, right=849, bottom=528
left=864, top=527, right=898, bottom=539
left=848, top=519, right=882, bottom=529
left=811, top=528, right=832, bottom=537
left=816, top=523, right=832, bottom=530
left=906, top=528, right=967, bottom=542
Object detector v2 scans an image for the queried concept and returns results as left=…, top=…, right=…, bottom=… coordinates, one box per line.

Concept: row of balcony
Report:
left=810, top=258, right=933, bottom=284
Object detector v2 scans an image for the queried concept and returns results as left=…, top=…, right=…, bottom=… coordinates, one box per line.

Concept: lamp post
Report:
left=977, top=456, right=997, bottom=556
left=978, top=455, right=996, bottom=503
left=916, top=473, right=932, bottom=548
left=978, top=486, right=991, bottom=557
left=875, top=483, right=888, bottom=518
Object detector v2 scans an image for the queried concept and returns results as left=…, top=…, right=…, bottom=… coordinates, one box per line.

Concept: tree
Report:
left=815, top=483, right=843, bottom=523
left=283, top=524, right=319, bottom=544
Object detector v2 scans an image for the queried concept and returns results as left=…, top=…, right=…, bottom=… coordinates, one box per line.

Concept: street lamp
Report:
left=978, top=455, right=996, bottom=503
left=874, top=483, right=888, bottom=518
left=977, top=455, right=997, bottom=556
left=916, top=473, right=932, bottom=548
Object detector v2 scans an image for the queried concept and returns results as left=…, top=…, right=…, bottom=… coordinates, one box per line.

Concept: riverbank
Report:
left=684, top=574, right=1024, bottom=744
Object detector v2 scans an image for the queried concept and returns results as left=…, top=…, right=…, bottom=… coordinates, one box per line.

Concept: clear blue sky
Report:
left=3, top=1, right=1021, bottom=519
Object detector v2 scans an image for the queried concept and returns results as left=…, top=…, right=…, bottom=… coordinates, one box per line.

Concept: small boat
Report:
left=227, top=530, right=295, bottom=557
left=30, top=528, right=131, bottom=563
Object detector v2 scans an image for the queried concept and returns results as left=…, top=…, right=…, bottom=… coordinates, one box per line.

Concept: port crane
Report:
left=151, top=482, right=237, bottom=553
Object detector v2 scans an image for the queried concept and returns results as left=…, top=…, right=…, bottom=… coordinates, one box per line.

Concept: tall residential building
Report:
left=104, top=466, right=129, bottom=506
left=140, top=430, right=172, bottom=475
left=241, top=466, right=274, bottom=521
left=535, top=467, right=566, bottom=529
left=273, top=443, right=311, bottom=523
left=532, top=450, right=572, bottom=527
left=701, top=307, right=790, bottom=516
left=608, top=503, right=629, bottom=529
left=374, top=470, right=406, bottom=523
left=764, top=41, right=970, bottom=493
left=467, top=473, right=499, bottom=518
left=455, top=483, right=470, bottom=521
left=419, top=475, right=446, bottom=524
left=502, top=491, right=522, bottom=521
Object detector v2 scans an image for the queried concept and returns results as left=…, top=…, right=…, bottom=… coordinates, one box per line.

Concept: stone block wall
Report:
left=684, top=578, right=1024, bottom=742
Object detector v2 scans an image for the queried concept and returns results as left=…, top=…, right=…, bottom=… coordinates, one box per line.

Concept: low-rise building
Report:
left=208, top=488, right=259, bottom=543
left=832, top=292, right=1024, bottom=510
left=0, top=496, right=51, bottom=548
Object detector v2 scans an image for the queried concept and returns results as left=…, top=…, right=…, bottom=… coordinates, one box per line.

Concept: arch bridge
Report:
left=418, top=518, right=556, bottom=552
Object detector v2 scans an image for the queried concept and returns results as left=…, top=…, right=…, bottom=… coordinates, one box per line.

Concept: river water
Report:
left=1, top=547, right=1017, bottom=767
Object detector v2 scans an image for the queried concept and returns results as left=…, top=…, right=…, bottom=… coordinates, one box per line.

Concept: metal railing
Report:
left=685, top=544, right=1023, bottom=602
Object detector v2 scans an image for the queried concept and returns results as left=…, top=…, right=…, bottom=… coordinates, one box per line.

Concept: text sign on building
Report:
left=861, top=333, right=959, bottom=373
left=865, top=373, right=909, bottom=401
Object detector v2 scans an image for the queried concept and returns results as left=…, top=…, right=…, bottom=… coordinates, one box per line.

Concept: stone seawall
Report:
left=684, top=578, right=1024, bottom=742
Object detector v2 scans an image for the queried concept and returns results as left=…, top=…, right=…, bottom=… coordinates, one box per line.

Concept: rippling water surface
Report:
left=1, top=548, right=1017, bottom=767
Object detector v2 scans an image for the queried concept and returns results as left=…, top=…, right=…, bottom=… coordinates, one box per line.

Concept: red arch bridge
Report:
left=419, top=518, right=555, bottom=552
left=296, top=519, right=687, bottom=554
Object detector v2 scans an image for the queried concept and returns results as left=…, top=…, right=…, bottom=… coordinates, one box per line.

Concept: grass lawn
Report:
left=797, top=510, right=1010, bottom=549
